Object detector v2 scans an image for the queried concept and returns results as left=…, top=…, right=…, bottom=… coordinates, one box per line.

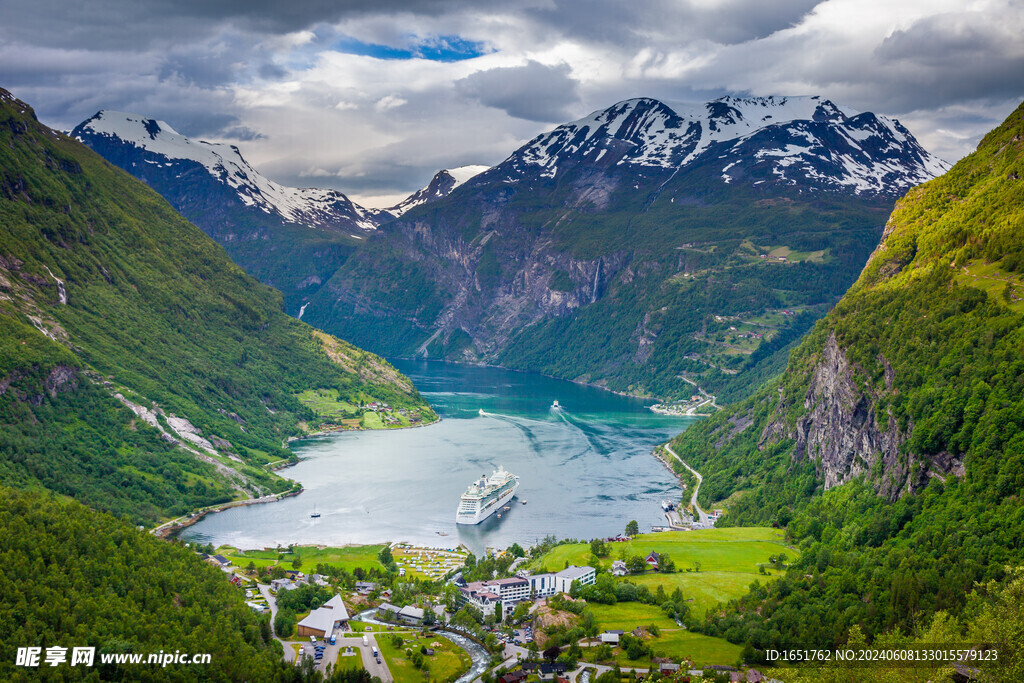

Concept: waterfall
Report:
left=590, top=259, right=602, bottom=303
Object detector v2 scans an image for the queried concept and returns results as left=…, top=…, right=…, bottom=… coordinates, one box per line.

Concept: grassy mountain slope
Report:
left=666, top=101, right=1024, bottom=653
left=0, top=88, right=432, bottom=524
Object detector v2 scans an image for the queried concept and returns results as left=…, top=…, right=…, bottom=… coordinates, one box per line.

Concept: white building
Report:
left=553, top=565, right=596, bottom=593
left=460, top=566, right=595, bottom=615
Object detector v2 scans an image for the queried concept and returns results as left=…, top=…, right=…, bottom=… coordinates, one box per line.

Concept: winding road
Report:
left=663, top=443, right=710, bottom=526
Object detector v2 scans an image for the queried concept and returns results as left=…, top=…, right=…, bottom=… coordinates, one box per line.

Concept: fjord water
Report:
left=182, top=360, right=697, bottom=553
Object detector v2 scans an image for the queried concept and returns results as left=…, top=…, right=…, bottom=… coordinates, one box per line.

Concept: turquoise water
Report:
left=181, top=360, right=698, bottom=554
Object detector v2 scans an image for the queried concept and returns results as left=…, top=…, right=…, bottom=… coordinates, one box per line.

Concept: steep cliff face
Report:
left=764, top=330, right=968, bottom=500
left=670, top=99, right=1024, bottom=519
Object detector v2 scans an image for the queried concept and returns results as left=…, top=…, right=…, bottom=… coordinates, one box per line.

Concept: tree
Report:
left=274, top=609, right=295, bottom=637
left=590, top=538, right=608, bottom=557
left=511, top=602, right=530, bottom=623
left=626, top=555, right=647, bottom=574
left=543, top=646, right=561, bottom=662
left=292, top=557, right=302, bottom=570
left=660, top=555, right=675, bottom=573
left=378, top=545, right=393, bottom=566
left=509, top=543, right=525, bottom=558
left=625, top=520, right=639, bottom=536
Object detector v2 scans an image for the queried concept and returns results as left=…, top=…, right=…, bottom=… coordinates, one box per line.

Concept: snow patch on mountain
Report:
left=505, top=95, right=949, bottom=196
left=74, top=111, right=380, bottom=231
left=386, top=164, right=489, bottom=216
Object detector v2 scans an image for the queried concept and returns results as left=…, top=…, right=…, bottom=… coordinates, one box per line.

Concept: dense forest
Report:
left=666, top=100, right=1024, bottom=670
left=0, top=487, right=286, bottom=681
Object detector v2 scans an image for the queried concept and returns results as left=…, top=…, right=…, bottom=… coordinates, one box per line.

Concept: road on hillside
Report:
left=663, top=444, right=710, bottom=526
left=257, top=583, right=297, bottom=663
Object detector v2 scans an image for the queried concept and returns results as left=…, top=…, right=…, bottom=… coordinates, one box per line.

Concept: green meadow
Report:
left=218, top=543, right=386, bottom=573
left=534, top=527, right=795, bottom=617
left=587, top=603, right=742, bottom=666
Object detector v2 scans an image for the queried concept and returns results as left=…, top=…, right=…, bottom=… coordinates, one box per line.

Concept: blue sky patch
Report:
left=333, top=35, right=489, bottom=62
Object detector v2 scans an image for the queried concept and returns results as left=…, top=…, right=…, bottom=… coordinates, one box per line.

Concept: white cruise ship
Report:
left=455, top=466, right=520, bottom=525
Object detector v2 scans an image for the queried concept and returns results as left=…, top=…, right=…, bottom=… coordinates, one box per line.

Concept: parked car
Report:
left=330, top=634, right=337, bottom=645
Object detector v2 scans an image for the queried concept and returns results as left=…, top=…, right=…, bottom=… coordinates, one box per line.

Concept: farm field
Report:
left=533, top=528, right=794, bottom=617
left=587, top=603, right=742, bottom=666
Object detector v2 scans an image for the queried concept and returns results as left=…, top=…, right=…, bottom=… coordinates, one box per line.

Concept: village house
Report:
left=611, top=560, right=627, bottom=577
left=498, top=670, right=527, bottom=683
left=645, top=552, right=661, bottom=569
left=522, top=662, right=567, bottom=681
left=376, top=602, right=401, bottom=620
left=397, top=605, right=424, bottom=624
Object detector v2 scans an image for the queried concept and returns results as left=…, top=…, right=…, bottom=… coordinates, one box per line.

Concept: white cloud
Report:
left=375, top=94, right=409, bottom=112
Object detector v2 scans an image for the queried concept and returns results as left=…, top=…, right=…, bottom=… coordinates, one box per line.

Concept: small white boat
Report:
left=478, top=408, right=485, bottom=416
left=552, top=400, right=560, bottom=409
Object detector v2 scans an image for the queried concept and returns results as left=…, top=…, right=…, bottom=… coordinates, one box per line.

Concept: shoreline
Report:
left=286, top=414, right=442, bottom=444
left=156, top=415, right=445, bottom=537
left=152, top=488, right=304, bottom=539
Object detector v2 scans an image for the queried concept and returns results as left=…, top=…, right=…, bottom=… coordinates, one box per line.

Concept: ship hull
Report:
left=455, top=481, right=519, bottom=525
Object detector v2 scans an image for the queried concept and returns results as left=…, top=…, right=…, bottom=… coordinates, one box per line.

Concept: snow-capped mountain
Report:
left=73, top=111, right=383, bottom=234
left=495, top=95, right=948, bottom=197
left=304, top=94, right=952, bottom=401
left=386, top=165, right=489, bottom=216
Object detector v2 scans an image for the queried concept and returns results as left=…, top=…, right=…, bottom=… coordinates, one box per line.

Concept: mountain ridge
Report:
left=1, top=87, right=432, bottom=524
left=301, top=94, right=948, bottom=401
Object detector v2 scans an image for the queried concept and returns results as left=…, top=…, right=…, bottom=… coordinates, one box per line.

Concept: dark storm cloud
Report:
left=158, top=51, right=241, bottom=89
left=520, top=0, right=821, bottom=46
left=0, top=0, right=488, bottom=51
left=455, top=61, right=581, bottom=122
left=220, top=126, right=266, bottom=141
left=872, top=13, right=1024, bottom=109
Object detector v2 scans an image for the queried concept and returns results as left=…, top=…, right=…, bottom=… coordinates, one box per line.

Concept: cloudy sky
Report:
left=1, top=0, right=1022, bottom=207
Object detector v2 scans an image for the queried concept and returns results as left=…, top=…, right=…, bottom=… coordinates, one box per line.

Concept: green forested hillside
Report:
left=0, top=88, right=432, bottom=524
left=666, top=101, right=1024, bottom=661
left=0, top=487, right=294, bottom=681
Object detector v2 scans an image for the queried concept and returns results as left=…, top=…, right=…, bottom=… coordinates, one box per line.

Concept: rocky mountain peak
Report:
left=493, top=94, right=949, bottom=197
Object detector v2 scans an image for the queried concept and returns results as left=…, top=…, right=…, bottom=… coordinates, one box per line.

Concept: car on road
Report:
left=330, top=634, right=337, bottom=645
